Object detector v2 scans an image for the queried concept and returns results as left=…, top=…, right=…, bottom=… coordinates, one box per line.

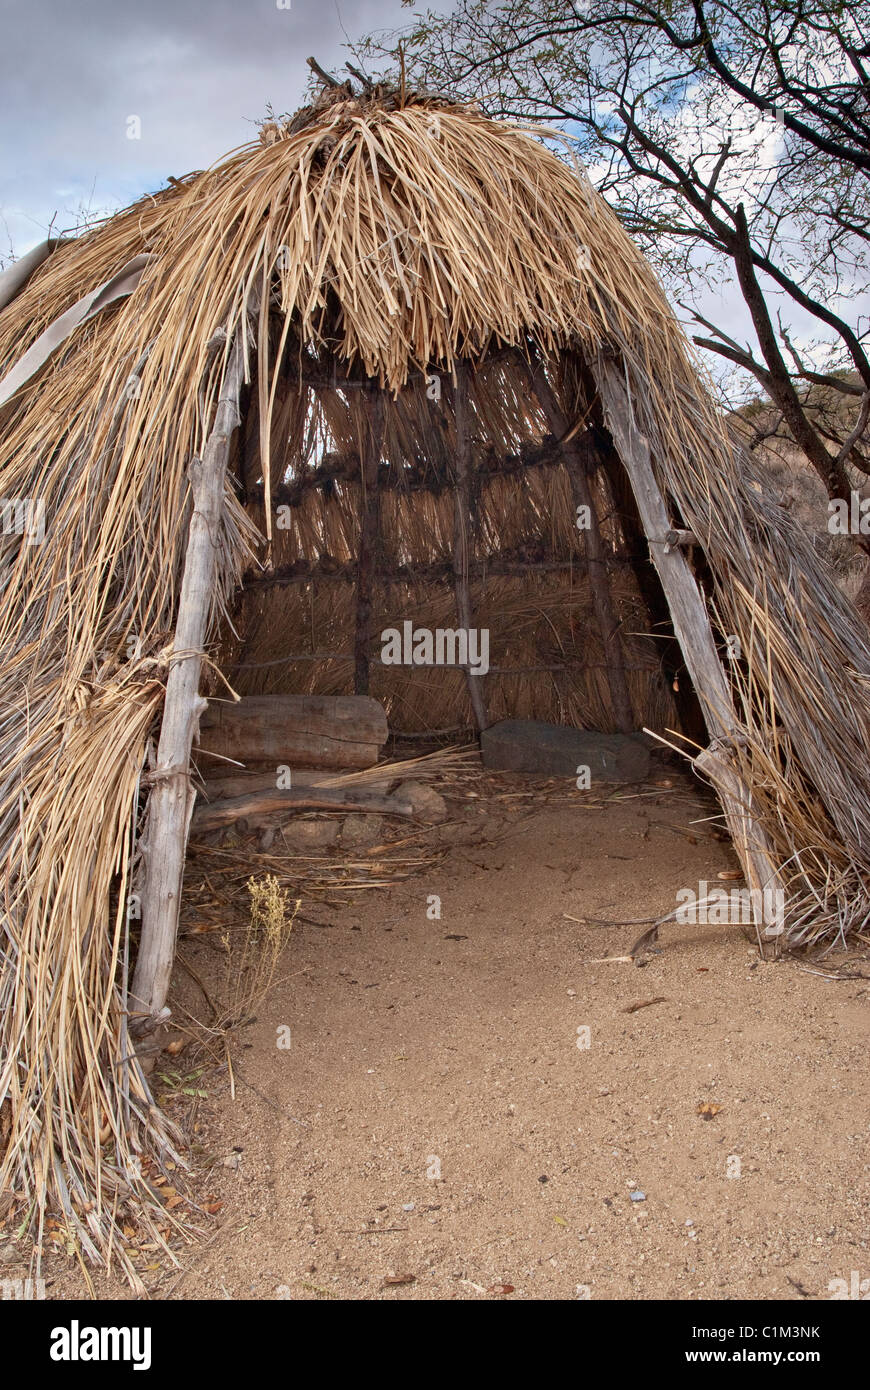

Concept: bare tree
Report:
left=357, top=1, right=870, bottom=544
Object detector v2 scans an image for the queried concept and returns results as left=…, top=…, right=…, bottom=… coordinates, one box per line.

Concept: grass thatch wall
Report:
left=223, top=570, right=674, bottom=735
left=216, top=425, right=677, bottom=734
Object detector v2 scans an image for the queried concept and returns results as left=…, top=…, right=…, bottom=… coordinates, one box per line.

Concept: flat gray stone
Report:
left=480, top=720, right=650, bottom=782
left=278, top=818, right=340, bottom=851
left=394, top=780, right=448, bottom=823
left=339, top=813, right=384, bottom=848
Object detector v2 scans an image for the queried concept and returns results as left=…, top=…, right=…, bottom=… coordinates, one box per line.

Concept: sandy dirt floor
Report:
left=30, top=769, right=870, bottom=1301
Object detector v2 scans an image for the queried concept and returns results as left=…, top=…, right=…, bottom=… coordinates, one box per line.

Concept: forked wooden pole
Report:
left=131, top=322, right=251, bottom=1035
left=452, top=361, right=489, bottom=732
left=592, top=358, right=784, bottom=943
left=353, top=389, right=384, bottom=695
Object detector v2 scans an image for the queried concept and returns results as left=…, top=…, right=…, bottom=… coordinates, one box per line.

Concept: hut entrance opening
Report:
left=214, top=343, right=698, bottom=749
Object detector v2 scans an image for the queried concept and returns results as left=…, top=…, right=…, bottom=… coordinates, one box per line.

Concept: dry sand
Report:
left=38, top=772, right=870, bottom=1301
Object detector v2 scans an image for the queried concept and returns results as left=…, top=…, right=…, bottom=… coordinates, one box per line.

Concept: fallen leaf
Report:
left=553, top=1215, right=568, bottom=1227
left=487, top=1283, right=515, bottom=1295
left=696, top=1102, right=723, bottom=1120
left=205, top=1201, right=223, bottom=1215
left=786, top=1275, right=814, bottom=1299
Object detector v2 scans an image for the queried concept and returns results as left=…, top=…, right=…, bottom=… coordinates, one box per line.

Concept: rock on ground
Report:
left=394, top=780, right=449, bottom=823
left=277, top=818, right=340, bottom=852
left=481, top=719, right=650, bottom=781
left=340, top=813, right=385, bottom=848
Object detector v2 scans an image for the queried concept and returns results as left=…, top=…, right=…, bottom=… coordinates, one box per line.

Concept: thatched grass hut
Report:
left=2, top=84, right=869, bottom=1280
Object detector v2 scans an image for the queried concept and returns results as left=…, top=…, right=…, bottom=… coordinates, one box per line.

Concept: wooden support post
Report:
left=353, top=389, right=384, bottom=695
left=694, top=739, right=785, bottom=946
left=593, top=358, right=783, bottom=942
left=131, top=324, right=251, bottom=1035
left=521, top=351, right=635, bottom=734
left=452, top=361, right=489, bottom=732
left=598, top=432, right=707, bottom=744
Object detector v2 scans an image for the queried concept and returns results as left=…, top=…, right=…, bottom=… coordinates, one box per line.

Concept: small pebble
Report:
left=630, top=1190, right=646, bottom=1202
left=402, top=1202, right=415, bottom=1212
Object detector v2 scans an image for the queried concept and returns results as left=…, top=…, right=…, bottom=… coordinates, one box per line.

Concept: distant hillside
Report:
left=731, top=375, right=869, bottom=605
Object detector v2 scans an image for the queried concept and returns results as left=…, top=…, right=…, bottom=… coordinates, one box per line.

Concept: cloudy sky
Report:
left=0, top=0, right=435, bottom=257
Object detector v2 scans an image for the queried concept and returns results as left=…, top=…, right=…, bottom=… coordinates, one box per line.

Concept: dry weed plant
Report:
left=217, top=875, right=299, bottom=1030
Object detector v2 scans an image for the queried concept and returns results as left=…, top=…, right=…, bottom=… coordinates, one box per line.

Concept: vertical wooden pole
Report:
left=522, top=350, right=635, bottom=734
left=353, top=388, right=384, bottom=695
left=592, top=357, right=784, bottom=936
left=452, top=361, right=489, bottom=732
left=599, top=430, right=707, bottom=745
left=131, top=326, right=250, bottom=1034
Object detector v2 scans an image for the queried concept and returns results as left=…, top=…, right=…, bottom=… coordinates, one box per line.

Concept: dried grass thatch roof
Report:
left=2, top=86, right=870, bottom=1282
